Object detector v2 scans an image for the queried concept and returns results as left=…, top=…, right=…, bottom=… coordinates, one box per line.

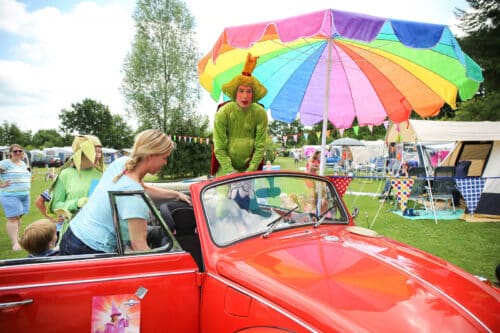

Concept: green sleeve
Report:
left=214, top=106, right=237, bottom=175
left=247, top=106, right=268, bottom=171
left=49, top=171, right=80, bottom=213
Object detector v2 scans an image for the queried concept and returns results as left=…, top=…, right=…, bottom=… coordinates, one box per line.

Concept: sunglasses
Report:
left=12, top=150, right=23, bottom=153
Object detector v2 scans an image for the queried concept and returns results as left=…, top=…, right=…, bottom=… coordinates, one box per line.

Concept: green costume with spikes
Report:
left=214, top=102, right=268, bottom=175
left=213, top=53, right=269, bottom=175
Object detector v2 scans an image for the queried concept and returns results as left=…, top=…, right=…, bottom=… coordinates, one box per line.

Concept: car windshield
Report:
left=202, top=174, right=348, bottom=246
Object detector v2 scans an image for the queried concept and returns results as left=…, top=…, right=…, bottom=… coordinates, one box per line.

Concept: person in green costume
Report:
left=213, top=53, right=268, bottom=176
left=47, top=135, right=104, bottom=241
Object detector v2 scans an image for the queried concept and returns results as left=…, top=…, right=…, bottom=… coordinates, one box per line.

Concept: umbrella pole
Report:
left=319, top=39, right=333, bottom=176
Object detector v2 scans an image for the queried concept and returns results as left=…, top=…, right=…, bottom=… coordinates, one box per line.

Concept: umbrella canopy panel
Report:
left=199, top=9, right=483, bottom=130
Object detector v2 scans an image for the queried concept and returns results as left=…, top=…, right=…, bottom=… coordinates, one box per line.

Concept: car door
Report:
left=0, top=191, right=201, bottom=333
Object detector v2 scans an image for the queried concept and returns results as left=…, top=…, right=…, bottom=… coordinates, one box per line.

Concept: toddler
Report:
left=19, top=219, right=59, bottom=257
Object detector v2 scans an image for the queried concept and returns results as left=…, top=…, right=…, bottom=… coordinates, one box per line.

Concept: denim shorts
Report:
left=59, top=227, right=105, bottom=255
left=0, top=195, right=30, bottom=218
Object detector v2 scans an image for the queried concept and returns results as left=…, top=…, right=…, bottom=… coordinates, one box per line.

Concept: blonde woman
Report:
left=0, top=144, right=32, bottom=251
left=60, top=129, right=190, bottom=255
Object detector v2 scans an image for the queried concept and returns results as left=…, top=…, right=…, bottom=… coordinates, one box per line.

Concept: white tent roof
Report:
left=350, top=140, right=387, bottom=163
left=386, top=120, right=500, bottom=143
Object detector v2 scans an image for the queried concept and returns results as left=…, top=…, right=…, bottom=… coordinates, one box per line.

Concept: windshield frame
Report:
left=201, top=172, right=349, bottom=247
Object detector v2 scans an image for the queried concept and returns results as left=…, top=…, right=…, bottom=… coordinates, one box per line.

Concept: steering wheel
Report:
left=159, top=202, right=176, bottom=231
left=147, top=225, right=173, bottom=251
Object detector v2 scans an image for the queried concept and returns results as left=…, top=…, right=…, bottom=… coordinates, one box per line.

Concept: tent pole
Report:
left=418, top=143, right=438, bottom=224
left=319, top=39, right=333, bottom=176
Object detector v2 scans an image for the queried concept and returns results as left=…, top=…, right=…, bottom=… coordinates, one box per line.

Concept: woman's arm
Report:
left=127, top=218, right=150, bottom=251
left=143, top=183, right=191, bottom=205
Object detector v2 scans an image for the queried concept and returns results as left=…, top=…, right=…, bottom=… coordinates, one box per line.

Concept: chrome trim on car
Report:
left=0, top=269, right=197, bottom=292
left=208, top=272, right=319, bottom=333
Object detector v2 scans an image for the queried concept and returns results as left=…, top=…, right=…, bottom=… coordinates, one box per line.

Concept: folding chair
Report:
left=372, top=156, right=386, bottom=179
left=407, top=167, right=430, bottom=211
left=430, top=166, right=456, bottom=212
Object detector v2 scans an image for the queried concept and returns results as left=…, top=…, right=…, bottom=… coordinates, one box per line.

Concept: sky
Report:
left=0, top=0, right=469, bottom=134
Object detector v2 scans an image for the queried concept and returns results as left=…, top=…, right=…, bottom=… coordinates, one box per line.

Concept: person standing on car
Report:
left=213, top=53, right=268, bottom=176
left=0, top=144, right=32, bottom=251
left=59, top=129, right=191, bottom=255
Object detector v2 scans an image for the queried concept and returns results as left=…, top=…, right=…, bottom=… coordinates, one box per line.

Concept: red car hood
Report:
left=216, top=226, right=500, bottom=332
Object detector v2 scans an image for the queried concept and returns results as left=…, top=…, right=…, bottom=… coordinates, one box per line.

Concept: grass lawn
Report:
left=1, top=159, right=499, bottom=282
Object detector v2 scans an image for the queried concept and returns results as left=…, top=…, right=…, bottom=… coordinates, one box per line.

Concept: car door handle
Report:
left=0, top=299, right=34, bottom=309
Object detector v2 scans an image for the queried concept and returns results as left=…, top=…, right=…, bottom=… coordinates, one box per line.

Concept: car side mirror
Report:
left=351, top=207, right=359, bottom=219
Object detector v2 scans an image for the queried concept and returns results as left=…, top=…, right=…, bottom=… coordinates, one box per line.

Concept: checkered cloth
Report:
left=328, top=176, right=352, bottom=197
left=454, top=177, right=486, bottom=214
left=391, top=177, right=414, bottom=211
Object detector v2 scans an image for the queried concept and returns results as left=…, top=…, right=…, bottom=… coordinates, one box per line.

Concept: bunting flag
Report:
left=293, top=134, right=298, bottom=142
left=368, top=125, right=373, bottom=133
left=353, top=125, right=359, bottom=136
left=454, top=177, right=486, bottom=214
left=283, top=135, right=288, bottom=145
left=390, top=178, right=414, bottom=212
left=328, top=176, right=352, bottom=197
left=326, top=130, right=331, bottom=137
left=339, top=129, right=345, bottom=137
left=170, top=134, right=212, bottom=144
left=315, top=131, right=321, bottom=139
left=383, top=120, right=390, bottom=129
left=303, top=133, right=309, bottom=141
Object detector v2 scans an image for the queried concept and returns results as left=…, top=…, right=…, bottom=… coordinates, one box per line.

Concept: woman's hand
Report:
left=0, top=180, right=11, bottom=188
left=177, top=192, right=192, bottom=205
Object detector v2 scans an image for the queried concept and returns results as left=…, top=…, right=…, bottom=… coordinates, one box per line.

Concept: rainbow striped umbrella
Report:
left=198, top=9, right=483, bottom=173
left=199, top=9, right=482, bottom=125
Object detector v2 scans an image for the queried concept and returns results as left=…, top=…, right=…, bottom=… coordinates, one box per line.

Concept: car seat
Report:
left=160, top=200, right=203, bottom=271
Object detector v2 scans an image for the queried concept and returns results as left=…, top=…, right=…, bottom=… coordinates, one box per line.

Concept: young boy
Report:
left=19, top=219, right=59, bottom=257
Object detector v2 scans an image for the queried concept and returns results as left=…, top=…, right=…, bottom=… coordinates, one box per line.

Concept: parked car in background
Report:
left=30, top=155, right=63, bottom=168
left=1, top=171, right=499, bottom=332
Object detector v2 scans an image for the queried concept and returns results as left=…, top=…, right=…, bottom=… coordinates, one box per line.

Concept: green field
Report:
left=1, top=158, right=499, bottom=282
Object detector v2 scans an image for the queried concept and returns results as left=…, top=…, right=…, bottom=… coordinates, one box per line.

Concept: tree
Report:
left=122, top=0, right=201, bottom=134
left=0, top=121, right=29, bottom=147
left=31, top=129, right=64, bottom=148
left=456, top=0, right=500, bottom=93
left=455, top=91, right=500, bottom=120
left=59, top=98, right=134, bottom=149
left=107, top=115, right=135, bottom=149
left=122, top=0, right=211, bottom=178
left=268, top=120, right=306, bottom=147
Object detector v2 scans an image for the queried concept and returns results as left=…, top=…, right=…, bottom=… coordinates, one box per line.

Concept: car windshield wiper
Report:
left=314, top=204, right=337, bottom=228
left=263, top=205, right=299, bottom=238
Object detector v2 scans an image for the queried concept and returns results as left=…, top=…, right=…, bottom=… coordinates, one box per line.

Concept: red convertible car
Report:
left=1, top=171, right=499, bottom=332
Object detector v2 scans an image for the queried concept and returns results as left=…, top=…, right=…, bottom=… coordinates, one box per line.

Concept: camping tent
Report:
left=386, top=120, right=500, bottom=220
left=350, top=140, right=387, bottom=164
